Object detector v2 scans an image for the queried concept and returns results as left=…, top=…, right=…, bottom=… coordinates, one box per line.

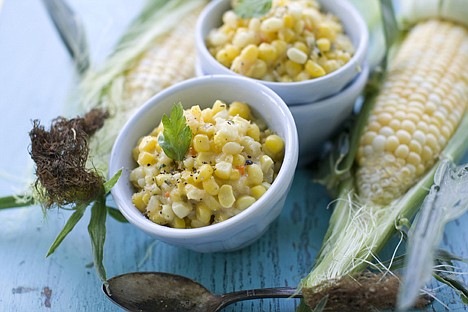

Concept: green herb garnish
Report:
left=158, top=102, right=192, bottom=161
left=233, top=0, right=272, bottom=18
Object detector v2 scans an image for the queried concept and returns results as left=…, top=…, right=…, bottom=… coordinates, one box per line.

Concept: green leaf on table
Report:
left=158, top=102, right=192, bottom=161
left=107, top=206, right=128, bottom=223
left=104, top=169, right=122, bottom=194
left=233, top=0, right=272, bottom=18
left=0, top=195, right=35, bottom=209
left=46, top=202, right=88, bottom=257
left=88, top=194, right=107, bottom=282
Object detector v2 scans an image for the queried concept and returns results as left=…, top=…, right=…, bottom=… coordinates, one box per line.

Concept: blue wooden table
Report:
left=0, top=1, right=467, bottom=311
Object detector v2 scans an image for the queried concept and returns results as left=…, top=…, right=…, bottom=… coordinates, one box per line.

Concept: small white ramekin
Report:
left=109, top=75, right=298, bottom=253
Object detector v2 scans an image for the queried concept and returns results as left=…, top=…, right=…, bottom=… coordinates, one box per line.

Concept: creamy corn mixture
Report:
left=130, top=101, right=285, bottom=228
left=206, top=0, right=354, bottom=82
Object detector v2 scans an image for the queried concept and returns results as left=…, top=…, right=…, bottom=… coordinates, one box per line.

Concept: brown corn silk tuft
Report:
left=29, top=109, right=109, bottom=207
left=302, top=272, right=431, bottom=311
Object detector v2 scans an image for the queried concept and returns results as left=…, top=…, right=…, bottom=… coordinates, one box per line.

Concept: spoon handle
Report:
left=217, top=287, right=302, bottom=310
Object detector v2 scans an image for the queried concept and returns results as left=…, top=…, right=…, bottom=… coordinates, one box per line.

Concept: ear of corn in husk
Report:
left=79, top=0, right=208, bottom=176
left=300, top=17, right=468, bottom=311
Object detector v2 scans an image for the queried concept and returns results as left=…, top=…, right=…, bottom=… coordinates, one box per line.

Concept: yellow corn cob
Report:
left=356, top=20, right=468, bottom=205
left=82, top=1, right=206, bottom=174
left=123, top=6, right=202, bottom=106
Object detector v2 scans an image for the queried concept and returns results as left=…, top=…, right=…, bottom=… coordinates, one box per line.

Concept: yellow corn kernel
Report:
left=260, top=155, right=274, bottom=173
left=251, top=185, right=267, bottom=199
left=356, top=20, right=468, bottom=205
left=214, top=161, right=232, bottom=179
left=235, top=195, right=256, bottom=210
left=249, top=59, right=268, bottom=79
left=138, top=151, right=157, bottom=167
left=222, top=141, right=243, bottom=155
left=212, top=100, right=227, bottom=115
left=278, top=28, right=296, bottom=43
left=203, top=176, right=220, bottom=195
left=316, top=23, right=336, bottom=40
left=258, top=43, right=277, bottom=65
left=283, top=14, right=294, bottom=28
left=196, top=203, right=212, bottom=225
left=316, top=38, right=331, bottom=52
left=294, top=41, right=309, bottom=54
left=172, top=201, right=192, bottom=219
left=230, top=169, right=241, bottom=180
left=233, top=154, right=246, bottom=167
left=216, top=49, right=233, bottom=67
left=138, top=136, right=158, bottom=153
left=260, top=17, right=284, bottom=32
left=264, top=134, right=285, bottom=155
left=285, top=60, right=302, bottom=77
left=229, top=101, right=251, bottom=119
left=287, top=47, right=308, bottom=64
left=196, top=152, right=215, bottom=166
left=172, top=216, right=186, bottom=229
left=218, top=184, right=236, bottom=208
left=193, top=134, right=210, bottom=152
left=247, top=164, right=264, bottom=185
left=247, top=123, right=261, bottom=141
left=271, top=40, right=287, bottom=57
left=132, top=192, right=146, bottom=212
left=295, top=71, right=310, bottom=81
left=240, top=44, right=259, bottom=62
left=148, top=209, right=167, bottom=225
left=194, top=164, right=213, bottom=182
left=132, top=146, right=140, bottom=162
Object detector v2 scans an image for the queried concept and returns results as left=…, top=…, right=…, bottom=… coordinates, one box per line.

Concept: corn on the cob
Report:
left=123, top=11, right=200, bottom=106
left=301, top=19, right=468, bottom=309
left=356, top=20, right=468, bottom=205
left=80, top=0, right=207, bottom=175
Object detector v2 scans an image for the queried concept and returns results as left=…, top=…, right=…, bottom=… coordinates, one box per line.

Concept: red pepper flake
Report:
left=165, top=191, right=170, bottom=198
left=237, top=165, right=245, bottom=175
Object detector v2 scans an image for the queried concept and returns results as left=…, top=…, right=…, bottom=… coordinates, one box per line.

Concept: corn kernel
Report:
left=232, top=154, right=246, bottom=167
left=260, top=17, right=284, bottom=32
left=138, top=136, right=157, bottom=153
left=247, top=164, right=263, bottom=185
left=138, top=151, right=157, bottom=167
left=196, top=203, right=212, bottom=224
left=235, top=195, right=256, bottom=210
left=271, top=40, right=287, bottom=57
left=172, top=201, right=192, bottom=219
left=316, top=38, right=331, bottom=52
left=247, top=123, right=260, bottom=141
left=193, top=134, right=210, bottom=152
left=285, top=60, right=302, bottom=77
left=258, top=43, right=277, bottom=65
left=250, top=185, right=267, bottom=199
left=172, top=217, right=186, bottom=229
left=132, top=192, right=146, bottom=212
left=202, top=177, right=219, bottom=195
left=195, top=164, right=213, bottom=182
left=264, top=134, right=284, bottom=154
left=214, top=161, right=232, bottom=179
left=218, top=185, right=236, bottom=208
left=228, top=101, right=251, bottom=119
left=287, top=47, right=308, bottom=64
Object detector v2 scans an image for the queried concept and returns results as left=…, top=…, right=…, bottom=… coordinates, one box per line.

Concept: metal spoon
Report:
left=103, top=272, right=302, bottom=312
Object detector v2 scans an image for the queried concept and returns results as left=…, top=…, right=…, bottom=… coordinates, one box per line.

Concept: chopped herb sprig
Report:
left=158, top=102, right=192, bottom=161
left=233, top=0, right=272, bottom=18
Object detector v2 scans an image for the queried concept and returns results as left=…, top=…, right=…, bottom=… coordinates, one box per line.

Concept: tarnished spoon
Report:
left=103, top=272, right=302, bottom=312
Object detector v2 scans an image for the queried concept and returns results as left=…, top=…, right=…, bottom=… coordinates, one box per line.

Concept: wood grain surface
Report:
left=0, top=1, right=466, bottom=311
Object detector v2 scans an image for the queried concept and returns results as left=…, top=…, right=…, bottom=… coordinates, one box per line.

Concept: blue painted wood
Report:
left=0, top=1, right=466, bottom=311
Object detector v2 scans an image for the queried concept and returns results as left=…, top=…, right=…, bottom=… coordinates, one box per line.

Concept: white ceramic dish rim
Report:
left=195, top=0, right=369, bottom=101
left=109, top=75, right=299, bottom=240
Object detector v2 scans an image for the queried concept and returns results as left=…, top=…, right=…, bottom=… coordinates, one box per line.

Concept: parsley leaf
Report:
left=158, top=102, right=192, bottom=161
left=233, top=0, right=272, bottom=18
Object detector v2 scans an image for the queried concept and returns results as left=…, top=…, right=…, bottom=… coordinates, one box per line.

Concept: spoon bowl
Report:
left=104, top=272, right=302, bottom=312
